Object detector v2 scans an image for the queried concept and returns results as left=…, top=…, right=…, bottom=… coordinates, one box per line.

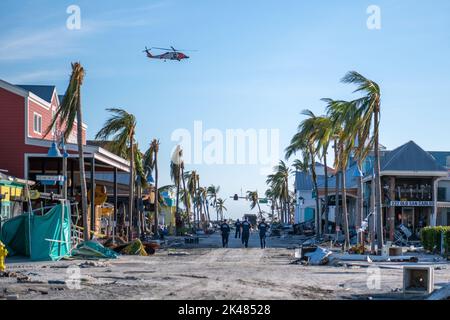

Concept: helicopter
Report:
left=143, top=46, right=195, bottom=61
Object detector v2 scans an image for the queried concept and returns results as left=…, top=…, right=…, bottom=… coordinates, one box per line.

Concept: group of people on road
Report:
left=219, top=218, right=270, bottom=249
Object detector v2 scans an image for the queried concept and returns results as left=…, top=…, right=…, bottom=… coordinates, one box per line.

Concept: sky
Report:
left=1, top=0, right=450, bottom=219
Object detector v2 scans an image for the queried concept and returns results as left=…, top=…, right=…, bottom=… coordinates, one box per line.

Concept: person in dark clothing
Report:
left=220, top=219, right=231, bottom=248
left=258, top=218, right=269, bottom=249
left=235, top=219, right=242, bottom=239
left=241, top=218, right=252, bottom=248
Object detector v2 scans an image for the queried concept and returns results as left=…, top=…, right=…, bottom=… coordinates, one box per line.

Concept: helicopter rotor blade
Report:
left=152, top=47, right=173, bottom=51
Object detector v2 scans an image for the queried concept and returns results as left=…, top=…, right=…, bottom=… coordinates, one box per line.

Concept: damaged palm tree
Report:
left=45, top=62, right=89, bottom=241
left=171, top=145, right=183, bottom=235
left=95, top=108, right=137, bottom=241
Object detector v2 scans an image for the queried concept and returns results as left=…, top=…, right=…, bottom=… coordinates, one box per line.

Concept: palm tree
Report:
left=45, top=62, right=89, bottom=240
left=341, top=71, right=383, bottom=250
left=326, top=99, right=360, bottom=249
left=292, top=159, right=309, bottom=173
left=134, top=145, right=148, bottom=235
left=95, top=108, right=137, bottom=240
left=170, top=146, right=183, bottom=235
left=144, top=139, right=160, bottom=237
left=199, top=187, right=210, bottom=223
left=246, top=190, right=263, bottom=219
left=185, top=171, right=198, bottom=227
left=312, top=115, right=334, bottom=234
left=286, top=110, right=322, bottom=237
left=180, top=161, right=191, bottom=228
left=266, top=161, right=292, bottom=224
left=265, top=188, right=278, bottom=221
left=215, top=198, right=227, bottom=221
left=207, top=185, right=221, bottom=221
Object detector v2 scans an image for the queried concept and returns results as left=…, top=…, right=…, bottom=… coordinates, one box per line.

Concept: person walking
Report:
left=258, top=218, right=270, bottom=249
left=241, top=217, right=251, bottom=248
left=235, top=219, right=242, bottom=239
left=220, top=219, right=231, bottom=248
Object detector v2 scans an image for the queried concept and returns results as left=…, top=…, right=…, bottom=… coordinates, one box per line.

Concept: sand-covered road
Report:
left=1, top=234, right=449, bottom=300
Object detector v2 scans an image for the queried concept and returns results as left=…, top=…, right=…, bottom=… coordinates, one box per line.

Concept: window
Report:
left=438, top=187, right=447, bottom=202
left=33, top=113, right=42, bottom=134
left=51, top=110, right=56, bottom=135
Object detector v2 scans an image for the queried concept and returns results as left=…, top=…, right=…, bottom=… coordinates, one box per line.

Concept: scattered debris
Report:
left=333, top=253, right=419, bottom=263
left=120, top=239, right=148, bottom=256
left=79, top=261, right=110, bottom=268
left=348, top=244, right=366, bottom=255
left=427, top=283, right=450, bottom=300
left=48, top=280, right=66, bottom=285
left=168, top=251, right=190, bottom=256
left=304, top=247, right=333, bottom=266
left=72, top=241, right=119, bottom=259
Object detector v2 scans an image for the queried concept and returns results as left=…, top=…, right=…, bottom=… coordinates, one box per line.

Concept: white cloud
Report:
left=4, top=69, right=69, bottom=83
left=0, top=1, right=169, bottom=61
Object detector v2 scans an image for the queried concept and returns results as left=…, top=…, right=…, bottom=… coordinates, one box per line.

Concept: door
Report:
left=402, top=207, right=415, bottom=231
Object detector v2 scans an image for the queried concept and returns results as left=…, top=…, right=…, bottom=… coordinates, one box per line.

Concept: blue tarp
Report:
left=0, top=204, right=71, bottom=261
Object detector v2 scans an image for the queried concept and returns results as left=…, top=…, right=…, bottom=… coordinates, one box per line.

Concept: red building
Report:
left=0, top=79, right=88, bottom=178
left=0, top=78, right=130, bottom=229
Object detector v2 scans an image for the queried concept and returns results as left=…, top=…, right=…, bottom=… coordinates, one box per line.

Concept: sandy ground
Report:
left=1, top=232, right=449, bottom=300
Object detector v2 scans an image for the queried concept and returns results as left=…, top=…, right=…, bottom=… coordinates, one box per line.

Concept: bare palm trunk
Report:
left=285, top=177, right=290, bottom=224
left=374, top=109, right=384, bottom=252
left=310, top=149, right=321, bottom=239
left=77, top=102, right=89, bottom=241
left=334, top=140, right=341, bottom=240
left=356, top=163, right=364, bottom=245
left=128, top=135, right=135, bottom=241
left=257, top=201, right=263, bottom=220
left=175, top=172, right=181, bottom=235
left=341, top=164, right=351, bottom=249
left=154, top=150, right=159, bottom=238
left=181, top=165, right=190, bottom=228
left=192, top=193, right=197, bottom=228
left=323, top=149, right=329, bottom=234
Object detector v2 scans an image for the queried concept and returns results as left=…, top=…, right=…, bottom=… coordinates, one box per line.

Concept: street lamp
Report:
left=47, top=141, right=62, bottom=158
left=46, top=137, right=69, bottom=199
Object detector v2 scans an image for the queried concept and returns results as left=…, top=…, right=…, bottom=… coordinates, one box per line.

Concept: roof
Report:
left=380, top=141, right=447, bottom=172
left=429, top=151, right=450, bottom=169
left=295, top=171, right=327, bottom=191
left=318, top=164, right=359, bottom=190
left=16, top=85, right=56, bottom=103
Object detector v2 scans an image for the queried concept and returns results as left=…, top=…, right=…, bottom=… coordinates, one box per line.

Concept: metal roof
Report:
left=380, top=141, right=447, bottom=172
left=16, top=85, right=55, bottom=103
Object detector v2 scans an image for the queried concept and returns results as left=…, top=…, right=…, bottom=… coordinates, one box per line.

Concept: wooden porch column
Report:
left=70, top=160, right=75, bottom=197
left=113, top=167, right=118, bottom=238
left=388, top=176, right=396, bottom=241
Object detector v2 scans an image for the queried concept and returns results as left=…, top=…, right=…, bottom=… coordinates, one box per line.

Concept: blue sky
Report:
left=1, top=0, right=450, bottom=218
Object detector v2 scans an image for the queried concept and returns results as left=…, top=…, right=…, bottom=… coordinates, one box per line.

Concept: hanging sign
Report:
left=390, top=201, right=435, bottom=207
left=36, top=175, right=65, bottom=186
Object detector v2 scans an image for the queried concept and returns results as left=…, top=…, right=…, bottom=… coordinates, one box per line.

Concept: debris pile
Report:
left=291, top=242, right=421, bottom=267
left=72, top=241, right=119, bottom=259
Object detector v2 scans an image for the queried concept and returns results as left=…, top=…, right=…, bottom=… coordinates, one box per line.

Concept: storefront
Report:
left=364, top=141, right=449, bottom=241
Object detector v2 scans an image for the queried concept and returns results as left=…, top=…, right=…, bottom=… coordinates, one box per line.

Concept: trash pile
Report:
left=72, top=241, right=119, bottom=259
left=71, top=237, right=161, bottom=259
left=291, top=242, right=421, bottom=267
